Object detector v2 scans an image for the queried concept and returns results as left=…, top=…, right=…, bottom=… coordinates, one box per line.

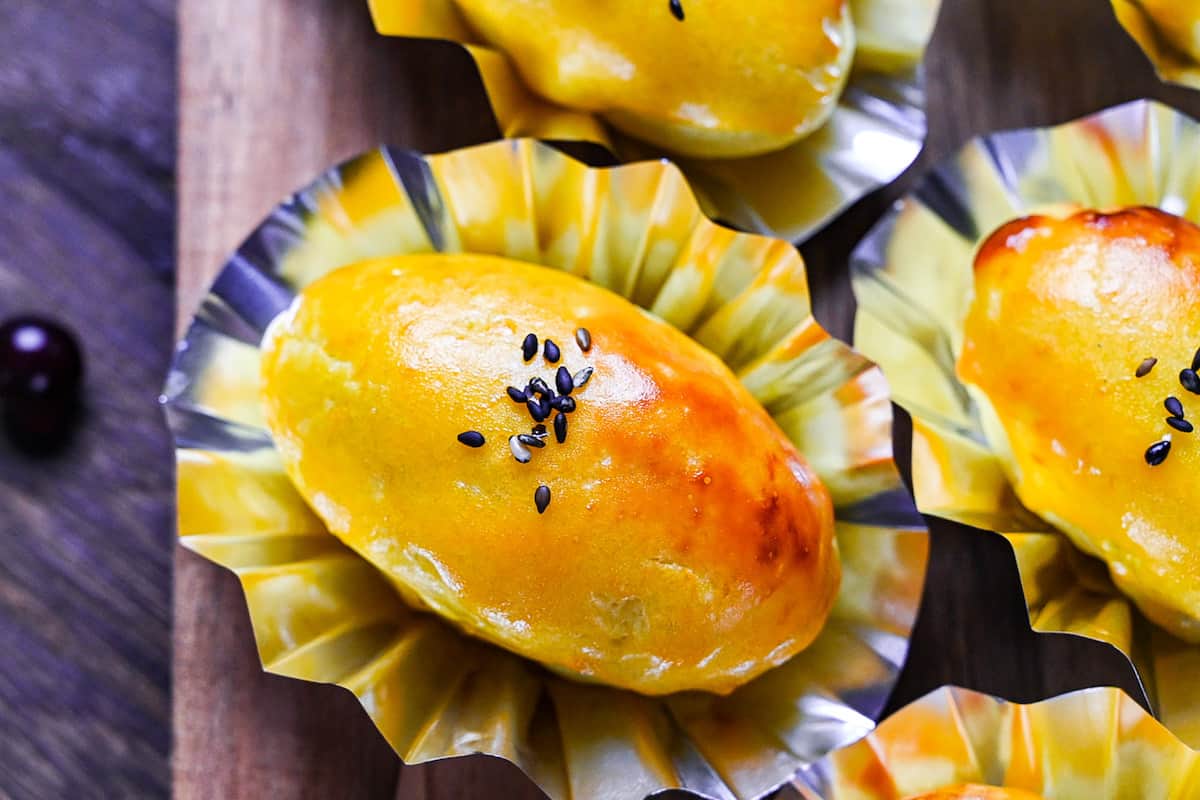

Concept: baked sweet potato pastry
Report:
left=260, top=252, right=840, bottom=694
left=416, top=0, right=856, bottom=157
left=960, top=208, right=1200, bottom=642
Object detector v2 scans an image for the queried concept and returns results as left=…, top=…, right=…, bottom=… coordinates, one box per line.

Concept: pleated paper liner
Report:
left=164, top=139, right=929, bottom=800
left=849, top=99, right=1200, bottom=750
left=365, top=0, right=942, bottom=243
left=1112, top=0, right=1200, bottom=90
left=791, top=686, right=1200, bottom=798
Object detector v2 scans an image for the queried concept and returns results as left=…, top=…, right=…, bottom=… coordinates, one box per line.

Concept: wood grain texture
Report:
left=175, top=2, right=509, bottom=798
left=175, top=0, right=1200, bottom=798
left=0, top=1, right=174, bottom=799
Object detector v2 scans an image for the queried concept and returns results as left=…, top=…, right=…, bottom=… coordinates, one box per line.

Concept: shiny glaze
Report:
left=960, top=208, right=1200, bottom=642
left=904, top=786, right=1044, bottom=800
left=451, top=0, right=854, bottom=157
left=260, top=253, right=838, bottom=695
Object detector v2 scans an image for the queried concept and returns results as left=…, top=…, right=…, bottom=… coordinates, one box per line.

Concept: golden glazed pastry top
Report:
left=959, top=208, right=1200, bottom=641
left=451, top=0, right=855, bottom=158
left=260, top=253, right=839, bottom=695
left=904, top=786, right=1045, bottom=800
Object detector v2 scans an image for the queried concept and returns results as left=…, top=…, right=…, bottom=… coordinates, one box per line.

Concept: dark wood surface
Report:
left=3, top=0, right=1198, bottom=798
left=0, top=1, right=175, bottom=799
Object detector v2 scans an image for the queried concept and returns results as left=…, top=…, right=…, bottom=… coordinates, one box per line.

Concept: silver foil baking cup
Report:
left=1113, top=0, right=1200, bottom=91
left=164, top=139, right=928, bottom=799
left=850, top=99, right=1200, bottom=749
left=794, top=685, right=1199, bottom=798
left=368, top=0, right=943, bottom=243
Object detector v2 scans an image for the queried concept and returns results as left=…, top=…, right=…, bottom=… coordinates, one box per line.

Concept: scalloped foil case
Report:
left=164, top=140, right=928, bottom=799
left=366, top=0, right=942, bottom=243
left=1113, top=0, right=1200, bottom=90
left=795, top=686, right=1200, bottom=798
left=851, top=99, right=1200, bottom=749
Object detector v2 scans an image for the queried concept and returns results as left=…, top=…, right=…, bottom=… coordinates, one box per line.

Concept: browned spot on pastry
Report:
left=766, top=453, right=779, bottom=480
left=756, top=492, right=781, bottom=525
left=978, top=207, right=1200, bottom=280
left=975, top=215, right=1047, bottom=267
left=755, top=493, right=788, bottom=564
left=1088, top=206, right=1198, bottom=261
left=757, top=531, right=781, bottom=564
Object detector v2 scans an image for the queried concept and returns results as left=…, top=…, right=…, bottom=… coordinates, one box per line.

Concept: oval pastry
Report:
left=959, top=208, right=1200, bottom=642
left=451, top=0, right=855, bottom=158
left=904, top=786, right=1044, bottom=800
left=260, top=253, right=839, bottom=695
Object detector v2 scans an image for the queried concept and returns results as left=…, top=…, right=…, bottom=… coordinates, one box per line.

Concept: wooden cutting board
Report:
left=175, top=0, right=1196, bottom=796
left=174, top=2, right=542, bottom=796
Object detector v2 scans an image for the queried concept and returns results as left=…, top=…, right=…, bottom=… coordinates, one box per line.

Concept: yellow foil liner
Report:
left=1112, top=0, right=1200, bottom=90
left=850, top=99, right=1200, bottom=750
left=790, top=686, right=1200, bottom=798
left=164, top=140, right=928, bottom=799
left=365, top=0, right=942, bottom=243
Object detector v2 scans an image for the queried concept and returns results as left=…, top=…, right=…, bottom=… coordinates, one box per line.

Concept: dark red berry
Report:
left=3, top=390, right=79, bottom=454
left=0, top=316, right=84, bottom=454
left=0, top=317, right=83, bottom=399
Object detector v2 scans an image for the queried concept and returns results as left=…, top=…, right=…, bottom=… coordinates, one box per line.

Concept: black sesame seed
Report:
left=509, top=435, right=532, bottom=463
left=554, top=411, right=567, bottom=443
left=1181, top=368, right=1200, bottom=395
left=556, top=365, right=574, bottom=395
left=527, top=397, right=547, bottom=422
left=1166, top=396, right=1185, bottom=418
left=1167, top=416, right=1194, bottom=433
left=551, top=395, right=576, bottom=413
left=669, top=0, right=684, bottom=21
left=457, top=430, right=485, bottom=447
left=544, top=339, right=561, bottom=363
left=1193, top=347, right=1200, bottom=372
left=522, top=333, right=538, bottom=362
left=572, top=366, right=594, bottom=389
left=575, top=327, right=592, bottom=352
left=532, top=423, right=548, bottom=436
left=1145, top=439, right=1171, bottom=466
left=506, top=385, right=529, bottom=403
left=1136, top=358, right=1157, bottom=378
left=539, top=394, right=554, bottom=418
left=517, top=433, right=547, bottom=448
left=528, top=377, right=551, bottom=396
left=535, top=484, right=551, bottom=514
